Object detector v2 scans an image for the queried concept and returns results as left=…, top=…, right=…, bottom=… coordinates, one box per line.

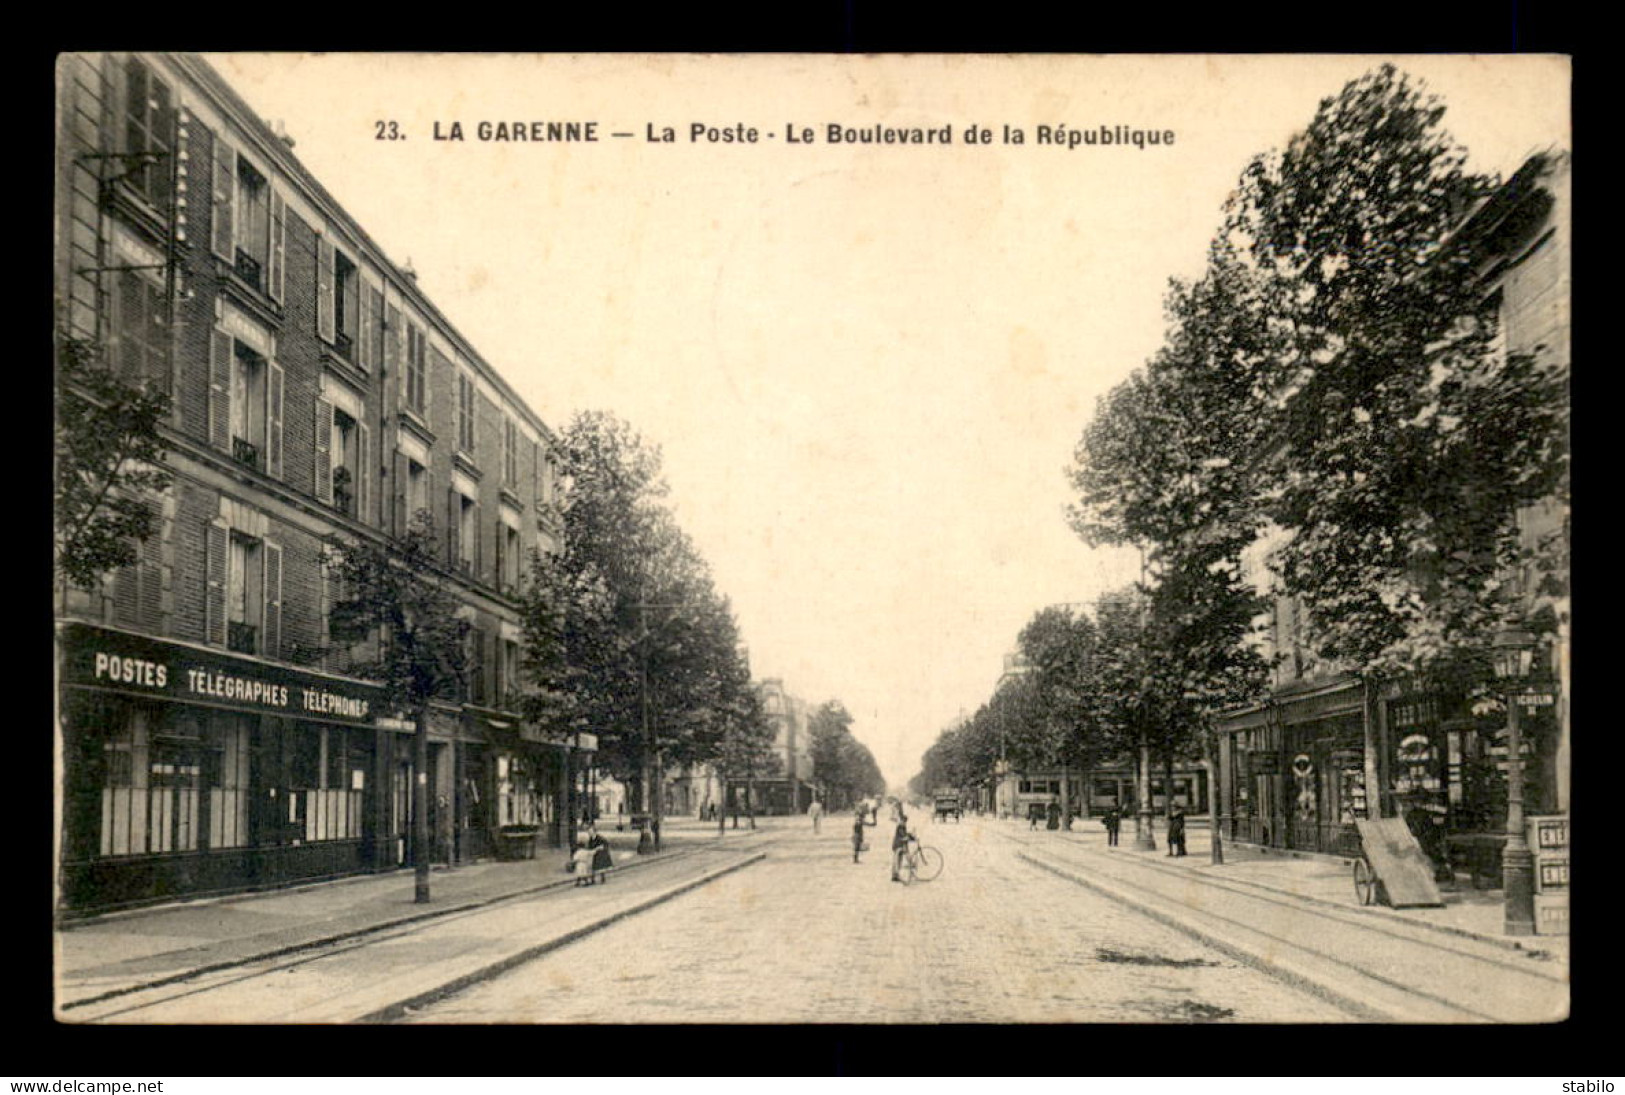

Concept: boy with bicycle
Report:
left=890, top=806, right=913, bottom=883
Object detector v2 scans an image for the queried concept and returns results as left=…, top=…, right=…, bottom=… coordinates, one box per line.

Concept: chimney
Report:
left=268, top=119, right=296, bottom=149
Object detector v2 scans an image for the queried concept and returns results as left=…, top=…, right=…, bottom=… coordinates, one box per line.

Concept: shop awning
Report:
left=1217, top=678, right=1364, bottom=733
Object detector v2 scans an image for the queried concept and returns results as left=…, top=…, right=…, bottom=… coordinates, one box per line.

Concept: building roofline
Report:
left=165, top=52, right=559, bottom=449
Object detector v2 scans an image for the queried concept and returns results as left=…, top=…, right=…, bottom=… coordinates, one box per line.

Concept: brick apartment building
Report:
left=53, top=53, right=587, bottom=913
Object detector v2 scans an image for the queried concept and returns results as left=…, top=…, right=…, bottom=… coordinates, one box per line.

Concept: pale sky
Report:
left=206, top=53, right=1569, bottom=789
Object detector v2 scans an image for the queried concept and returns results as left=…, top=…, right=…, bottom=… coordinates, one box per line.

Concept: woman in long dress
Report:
left=588, top=826, right=614, bottom=884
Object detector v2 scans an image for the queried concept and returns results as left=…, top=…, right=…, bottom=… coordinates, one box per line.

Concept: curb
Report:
left=358, top=851, right=768, bottom=1023
left=1042, top=832, right=1560, bottom=960
left=59, top=835, right=763, bottom=1013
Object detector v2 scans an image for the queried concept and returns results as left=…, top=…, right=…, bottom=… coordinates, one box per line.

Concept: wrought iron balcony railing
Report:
left=227, top=620, right=258, bottom=655
left=232, top=437, right=260, bottom=470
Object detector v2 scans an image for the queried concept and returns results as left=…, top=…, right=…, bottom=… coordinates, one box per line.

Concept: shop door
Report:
left=1288, top=751, right=1319, bottom=852
left=148, top=740, right=205, bottom=857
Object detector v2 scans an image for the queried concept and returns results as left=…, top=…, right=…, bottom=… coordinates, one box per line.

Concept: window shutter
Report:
left=494, top=517, right=504, bottom=594
left=357, top=421, right=372, bottom=524
left=359, top=282, right=376, bottom=370
left=138, top=501, right=163, bottom=630
left=269, top=189, right=286, bottom=302
left=319, top=560, right=334, bottom=672
left=208, top=328, right=232, bottom=451
left=384, top=303, right=401, bottom=391
left=204, top=519, right=227, bottom=646
left=266, top=359, right=285, bottom=479
left=263, top=540, right=283, bottom=659
left=314, top=396, right=333, bottom=504
left=316, top=234, right=335, bottom=343
left=393, top=451, right=407, bottom=537
left=113, top=560, right=139, bottom=627
left=342, top=265, right=361, bottom=351
left=473, top=500, right=483, bottom=580
left=447, top=486, right=460, bottom=567
left=211, top=134, right=235, bottom=260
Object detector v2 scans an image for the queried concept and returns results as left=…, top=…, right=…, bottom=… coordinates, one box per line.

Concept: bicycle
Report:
left=898, top=834, right=944, bottom=884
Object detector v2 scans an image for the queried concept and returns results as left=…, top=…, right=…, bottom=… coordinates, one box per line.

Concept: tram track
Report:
left=1003, top=830, right=1567, bottom=1023
left=66, top=843, right=771, bottom=1024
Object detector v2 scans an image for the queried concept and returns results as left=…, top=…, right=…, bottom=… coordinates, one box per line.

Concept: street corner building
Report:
left=1209, top=150, right=1572, bottom=935
left=53, top=52, right=591, bottom=914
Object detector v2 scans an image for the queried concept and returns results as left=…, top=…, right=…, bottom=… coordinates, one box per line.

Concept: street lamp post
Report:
left=1493, top=627, right=1537, bottom=937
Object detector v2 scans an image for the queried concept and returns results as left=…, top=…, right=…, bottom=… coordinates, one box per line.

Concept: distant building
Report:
left=730, top=678, right=815, bottom=815
left=985, top=648, right=1207, bottom=822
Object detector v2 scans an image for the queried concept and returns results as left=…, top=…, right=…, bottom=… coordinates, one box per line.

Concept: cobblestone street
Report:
left=410, top=818, right=1354, bottom=1023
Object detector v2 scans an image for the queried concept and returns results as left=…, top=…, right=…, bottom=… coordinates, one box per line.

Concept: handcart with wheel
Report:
left=1350, top=818, right=1445, bottom=909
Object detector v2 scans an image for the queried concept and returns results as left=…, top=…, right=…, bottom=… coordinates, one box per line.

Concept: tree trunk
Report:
left=1362, top=677, right=1385, bottom=819
left=1135, top=733, right=1156, bottom=851
left=414, top=700, right=431, bottom=903
left=1206, top=742, right=1223, bottom=865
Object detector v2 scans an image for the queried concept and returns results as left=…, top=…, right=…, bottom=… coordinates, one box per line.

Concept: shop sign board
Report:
left=1528, top=813, right=1569, bottom=935
left=60, top=622, right=382, bottom=726
left=1535, top=894, right=1569, bottom=935
left=1250, top=753, right=1281, bottom=775
left=1531, top=815, right=1569, bottom=850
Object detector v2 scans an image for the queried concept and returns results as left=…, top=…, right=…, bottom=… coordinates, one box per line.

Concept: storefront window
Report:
left=497, top=753, right=539, bottom=827
left=302, top=725, right=366, bottom=843
left=204, top=712, right=252, bottom=849
left=99, top=702, right=209, bottom=857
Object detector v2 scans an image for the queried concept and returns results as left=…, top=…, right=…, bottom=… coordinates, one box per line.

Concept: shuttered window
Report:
left=457, top=373, right=476, bottom=454
left=112, top=268, right=170, bottom=390
left=112, top=500, right=163, bottom=632
left=118, top=56, right=174, bottom=211
left=405, top=323, right=427, bottom=415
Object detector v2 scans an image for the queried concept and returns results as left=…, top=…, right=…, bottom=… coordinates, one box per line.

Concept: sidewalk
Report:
left=57, top=821, right=767, bottom=1010
left=1004, top=817, right=1568, bottom=959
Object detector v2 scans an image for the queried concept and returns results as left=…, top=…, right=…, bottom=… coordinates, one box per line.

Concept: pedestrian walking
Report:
left=1167, top=805, right=1187, bottom=857
left=588, top=825, right=614, bottom=884
left=570, top=838, right=592, bottom=886
left=809, top=798, right=824, bottom=833
left=852, top=808, right=867, bottom=864
left=1104, top=805, right=1121, bottom=847
left=1046, top=799, right=1061, bottom=831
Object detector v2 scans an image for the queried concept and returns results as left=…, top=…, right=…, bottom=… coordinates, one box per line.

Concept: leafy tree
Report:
left=1223, top=65, right=1568, bottom=681
left=55, top=332, right=173, bottom=591
left=715, top=680, right=775, bottom=830
left=517, top=410, right=761, bottom=836
left=1068, top=66, right=1568, bottom=830
left=325, top=511, right=469, bottom=902
left=809, top=700, right=886, bottom=808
